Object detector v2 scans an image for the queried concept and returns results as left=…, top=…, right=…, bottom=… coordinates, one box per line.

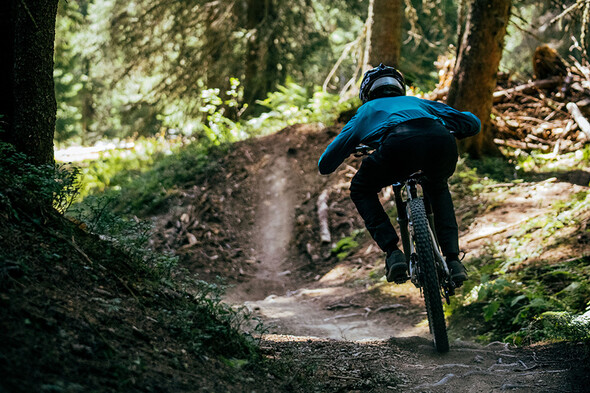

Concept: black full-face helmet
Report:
left=359, top=63, right=406, bottom=104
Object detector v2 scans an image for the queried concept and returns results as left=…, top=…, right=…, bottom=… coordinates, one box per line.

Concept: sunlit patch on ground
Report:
left=54, top=141, right=135, bottom=162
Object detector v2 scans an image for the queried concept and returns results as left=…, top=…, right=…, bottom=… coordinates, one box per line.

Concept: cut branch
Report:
left=323, top=38, right=359, bottom=92
left=494, top=138, right=551, bottom=152
left=317, top=190, right=331, bottom=243
left=566, top=102, right=590, bottom=140
left=493, top=77, right=562, bottom=103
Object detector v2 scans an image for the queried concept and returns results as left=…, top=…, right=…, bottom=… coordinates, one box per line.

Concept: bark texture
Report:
left=0, top=0, right=59, bottom=165
left=446, top=0, right=511, bottom=158
left=368, top=0, right=403, bottom=68
left=244, top=0, right=279, bottom=106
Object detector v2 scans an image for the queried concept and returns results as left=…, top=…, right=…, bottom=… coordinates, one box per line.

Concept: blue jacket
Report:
left=318, top=96, right=481, bottom=175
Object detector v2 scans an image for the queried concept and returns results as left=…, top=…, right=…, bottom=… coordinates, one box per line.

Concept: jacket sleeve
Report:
left=318, top=117, right=360, bottom=175
left=428, top=100, right=481, bottom=140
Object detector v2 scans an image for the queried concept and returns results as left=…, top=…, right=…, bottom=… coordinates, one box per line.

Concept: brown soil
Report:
left=149, top=123, right=590, bottom=391
left=2, top=123, right=589, bottom=392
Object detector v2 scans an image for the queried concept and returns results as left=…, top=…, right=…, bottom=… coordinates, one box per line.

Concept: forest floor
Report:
left=148, top=123, right=590, bottom=391
left=2, top=122, right=589, bottom=392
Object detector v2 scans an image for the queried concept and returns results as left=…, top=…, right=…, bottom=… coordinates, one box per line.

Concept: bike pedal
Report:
left=451, top=278, right=465, bottom=288
left=393, top=275, right=410, bottom=284
left=447, top=285, right=456, bottom=297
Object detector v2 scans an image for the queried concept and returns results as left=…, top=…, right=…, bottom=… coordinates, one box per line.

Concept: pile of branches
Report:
left=430, top=48, right=590, bottom=154
left=492, top=56, right=590, bottom=154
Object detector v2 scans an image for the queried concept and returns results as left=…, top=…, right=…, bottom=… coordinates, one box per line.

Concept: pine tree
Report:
left=446, top=0, right=512, bottom=158
left=0, top=0, right=60, bottom=165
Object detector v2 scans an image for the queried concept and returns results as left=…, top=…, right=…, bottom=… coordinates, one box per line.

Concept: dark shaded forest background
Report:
left=52, top=0, right=580, bottom=147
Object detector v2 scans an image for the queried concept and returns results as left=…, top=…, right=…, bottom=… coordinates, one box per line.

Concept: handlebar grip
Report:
left=354, top=144, right=373, bottom=157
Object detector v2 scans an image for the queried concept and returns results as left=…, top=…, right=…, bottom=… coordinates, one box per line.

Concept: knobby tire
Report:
left=409, top=198, right=449, bottom=353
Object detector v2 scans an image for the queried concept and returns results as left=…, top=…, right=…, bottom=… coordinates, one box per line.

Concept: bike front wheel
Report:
left=409, top=198, right=449, bottom=353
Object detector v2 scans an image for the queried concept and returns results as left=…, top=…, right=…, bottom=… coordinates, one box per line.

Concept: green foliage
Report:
left=74, top=137, right=224, bottom=215
left=449, top=252, right=590, bottom=344
left=399, top=0, right=458, bottom=90
left=75, top=137, right=180, bottom=198
left=54, top=0, right=91, bottom=143
left=466, top=156, right=520, bottom=182
left=164, top=279, right=263, bottom=358
left=250, top=80, right=356, bottom=135
left=52, top=0, right=582, bottom=147
left=494, top=191, right=590, bottom=274
left=0, top=142, right=80, bottom=216
left=513, top=147, right=590, bottom=181
left=154, top=78, right=249, bottom=144
left=509, top=310, right=590, bottom=344
left=53, top=0, right=367, bottom=144
left=449, top=156, right=485, bottom=196
left=72, top=79, right=352, bottom=215
left=331, top=230, right=363, bottom=261
left=69, top=194, right=178, bottom=280
left=111, top=142, right=222, bottom=215
left=447, top=157, right=590, bottom=345
left=448, top=156, right=515, bottom=205
left=196, top=78, right=248, bottom=143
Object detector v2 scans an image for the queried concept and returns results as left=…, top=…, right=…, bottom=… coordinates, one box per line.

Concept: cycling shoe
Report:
left=386, top=250, right=408, bottom=283
left=447, top=259, right=468, bottom=287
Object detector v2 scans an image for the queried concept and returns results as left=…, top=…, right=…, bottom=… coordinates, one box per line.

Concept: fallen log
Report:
left=494, top=138, right=551, bottom=151
left=317, top=190, right=331, bottom=243
left=576, top=96, right=590, bottom=106
left=525, top=134, right=553, bottom=146
left=493, top=76, right=562, bottom=103
left=566, top=102, right=590, bottom=140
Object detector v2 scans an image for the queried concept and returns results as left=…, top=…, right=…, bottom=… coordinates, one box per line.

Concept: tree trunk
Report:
left=446, top=0, right=511, bottom=158
left=455, top=0, right=469, bottom=60
left=368, top=0, right=403, bottom=68
left=0, top=0, right=59, bottom=165
left=243, top=0, right=278, bottom=107
left=81, top=58, right=95, bottom=141
left=0, top=2, right=15, bottom=143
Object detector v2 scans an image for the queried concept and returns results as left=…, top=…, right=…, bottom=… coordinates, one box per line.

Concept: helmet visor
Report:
left=369, top=76, right=404, bottom=95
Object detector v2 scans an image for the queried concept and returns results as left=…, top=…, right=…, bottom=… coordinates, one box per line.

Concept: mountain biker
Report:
left=318, top=64, right=480, bottom=286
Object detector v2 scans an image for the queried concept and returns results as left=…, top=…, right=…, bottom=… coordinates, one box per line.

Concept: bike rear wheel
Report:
left=409, top=198, right=449, bottom=353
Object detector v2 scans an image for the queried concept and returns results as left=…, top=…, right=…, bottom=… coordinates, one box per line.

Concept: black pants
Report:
left=350, top=118, right=459, bottom=257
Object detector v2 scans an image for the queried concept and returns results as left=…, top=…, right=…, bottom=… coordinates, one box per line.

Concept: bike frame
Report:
left=391, top=173, right=453, bottom=297
left=354, top=145, right=453, bottom=350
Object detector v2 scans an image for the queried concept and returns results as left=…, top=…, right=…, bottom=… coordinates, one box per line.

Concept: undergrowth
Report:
left=447, top=150, right=590, bottom=345
left=0, top=142, right=79, bottom=216
left=249, top=79, right=357, bottom=135
left=68, top=80, right=354, bottom=215
left=0, top=142, right=287, bottom=391
left=448, top=255, right=590, bottom=344
left=75, top=138, right=227, bottom=216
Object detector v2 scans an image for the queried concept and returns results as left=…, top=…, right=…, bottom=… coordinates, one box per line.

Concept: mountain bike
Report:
left=355, top=146, right=456, bottom=353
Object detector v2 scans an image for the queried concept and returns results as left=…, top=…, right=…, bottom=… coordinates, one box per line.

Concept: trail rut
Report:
left=227, top=149, right=428, bottom=341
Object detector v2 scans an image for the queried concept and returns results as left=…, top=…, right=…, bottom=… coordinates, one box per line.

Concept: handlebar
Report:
left=354, top=144, right=374, bottom=157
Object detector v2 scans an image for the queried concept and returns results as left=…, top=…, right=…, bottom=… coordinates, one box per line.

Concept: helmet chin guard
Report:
left=359, top=64, right=406, bottom=103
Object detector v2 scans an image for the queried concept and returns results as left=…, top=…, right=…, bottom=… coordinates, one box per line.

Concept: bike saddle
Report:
left=407, top=170, right=424, bottom=180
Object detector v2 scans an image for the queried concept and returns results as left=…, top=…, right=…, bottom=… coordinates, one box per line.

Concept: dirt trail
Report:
left=265, top=335, right=585, bottom=392
left=221, top=128, right=588, bottom=391
left=227, top=147, right=428, bottom=341
left=226, top=154, right=294, bottom=300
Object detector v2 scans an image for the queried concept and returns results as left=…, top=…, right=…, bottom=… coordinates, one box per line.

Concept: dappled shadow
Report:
left=262, top=334, right=590, bottom=392
left=526, top=169, right=590, bottom=187
left=465, top=156, right=590, bottom=187
left=465, top=156, right=518, bottom=182
left=240, top=281, right=429, bottom=341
